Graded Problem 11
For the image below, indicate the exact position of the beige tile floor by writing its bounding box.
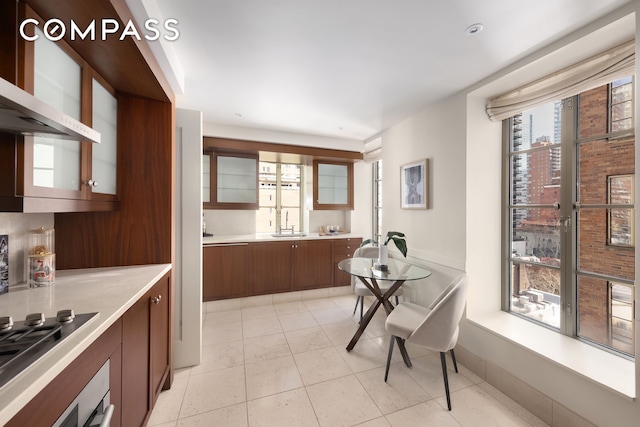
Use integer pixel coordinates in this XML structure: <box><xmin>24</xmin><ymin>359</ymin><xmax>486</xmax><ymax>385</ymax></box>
<box><xmin>148</xmin><ymin>294</ymin><xmax>549</xmax><ymax>427</ymax></box>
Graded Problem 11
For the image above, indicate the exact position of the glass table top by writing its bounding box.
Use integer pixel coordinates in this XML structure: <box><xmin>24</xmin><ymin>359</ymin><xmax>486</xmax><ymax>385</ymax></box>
<box><xmin>338</xmin><ymin>257</ymin><xmax>431</xmax><ymax>281</ymax></box>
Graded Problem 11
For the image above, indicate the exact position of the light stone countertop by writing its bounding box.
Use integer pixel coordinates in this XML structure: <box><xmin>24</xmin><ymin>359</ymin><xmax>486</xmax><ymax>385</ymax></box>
<box><xmin>0</xmin><ymin>263</ymin><xmax>172</xmax><ymax>426</ymax></box>
<box><xmin>203</xmin><ymin>232</ymin><xmax>363</xmax><ymax>245</ymax></box>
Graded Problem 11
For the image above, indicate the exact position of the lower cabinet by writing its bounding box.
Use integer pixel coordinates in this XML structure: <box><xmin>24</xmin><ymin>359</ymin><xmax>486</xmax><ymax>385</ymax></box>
<box><xmin>333</xmin><ymin>238</ymin><xmax>362</xmax><ymax>286</ymax></box>
<box><xmin>10</xmin><ymin>270</ymin><xmax>174</xmax><ymax>427</ymax></box>
<box><xmin>203</xmin><ymin>243</ymin><xmax>249</xmax><ymax>300</ymax></box>
<box><xmin>150</xmin><ymin>275</ymin><xmax>170</xmax><ymax>403</ymax></box>
<box><xmin>122</xmin><ymin>271</ymin><xmax>171</xmax><ymax>426</ymax></box>
<box><xmin>249</xmin><ymin>240</ymin><xmax>333</xmax><ymax>294</ymax></box>
<box><xmin>294</xmin><ymin>240</ymin><xmax>333</xmax><ymax>290</ymax></box>
<box><xmin>7</xmin><ymin>319</ymin><xmax>124</xmax><ymax>427</ymax></box>
<box><xmin>251</xmin><ymin>241</ymin><xmax>294</xmax><ymax>294</ymax></box>
<box><xmin>202</xmin><ymin>238</ymin><xmax>355</xmax><ymax>301</ymax></box>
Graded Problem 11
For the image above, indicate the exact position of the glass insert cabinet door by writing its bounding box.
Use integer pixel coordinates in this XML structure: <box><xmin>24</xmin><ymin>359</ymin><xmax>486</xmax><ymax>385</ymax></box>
<box><xmin>91</xmin><ymin>78</ymin><xmax>118</xmax><ymax>196</ymax></box>
<box><xmin>313</xmin><ymin>160</ymin><xmax>354</xmax><ymax>210</ymax></box>
<box><xmin>202</xmin><ymin>154</ymin><xmax>211</xmax><ymax>203</ymax></box>
<box><xmin>32</xmin><ymin>27</ymin><xmax>81</xmax><ymax>192</ymax></box>
<box><xmin>203</xmin><ymin>152</ymin><xmax>259</xmax><ymax>209</ymax></box>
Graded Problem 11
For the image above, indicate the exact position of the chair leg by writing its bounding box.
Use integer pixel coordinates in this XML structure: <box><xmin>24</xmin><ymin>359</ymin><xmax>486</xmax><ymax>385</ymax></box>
<box><xmin>450</xmin><ymin>349</ymin><xmax>458</xmax><ymax>373</ymax></box>
<box><xmin>384</xmin><ymin>335</ymin><xmax>395</xmax><ymax>382</ymax></box>
<box><xmin>352</xmin><ymin>295</ymin><xmax>360</xmax><ymax>315</ymax></box>
<box><xmin>394</xmin><ymin>295</ymin><xmax>399</xmax><ymax>305</ymax></box>
<box><xmin>440</xmin><ymin>352</ymin><xmax>452</xmax><ymax>410</ymax></box>
<box><xmin>359</xmin><ymin>297</ymin><xmax>364</xmax><ymax>322</ymax></box>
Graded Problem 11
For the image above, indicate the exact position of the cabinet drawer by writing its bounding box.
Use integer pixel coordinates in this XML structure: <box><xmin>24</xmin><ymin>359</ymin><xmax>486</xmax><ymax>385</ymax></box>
<box><xmin>334</xmin><ymin>253</ymin><xmax>353</xmax><ymax>263</ymax></box>
<box><xmin>333</xmin><ymin>238</ymin><xmax>362</xmax><ymax>257</ymax></box>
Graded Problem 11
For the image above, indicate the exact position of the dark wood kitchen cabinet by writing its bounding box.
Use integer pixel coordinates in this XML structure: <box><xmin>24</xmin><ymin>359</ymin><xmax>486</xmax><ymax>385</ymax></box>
<box><xmin>203</xmin><ymin>243</ymin><xmax>249</xmax><ymax>300</ymax></box>
<box><xmin>122</xmin><ymin>272</ymin><xmax>171</xmax><ymax>427</ymax></box>
<box><xmin>313</xmin><ymin>160</ymin><xmax>354</xmax><ymax>210</ymax></box>
<box><xmin>203</xmin><ymin>151</ymin><xmax>259</xmax><ymax>210</ymax></box>
<box><xmin>294</xmin><ymin>239</ymin><xmax>334</xmax><ymax>290</ymax></box>
<box><xmin>7</xmin><ymin>272</ymin><xmax>171</xmax><ymax>427</ymax></box>
<box><xmin>333</xmin><ymin>237</ymin><xmax>363</xmax><ymax>286</ymax></box>
<box><xmin>249</xmin><ymin>239</ymin><xmax>333</xmax><ymax>295</ymax></box>
<box><xmin>149</xmin><ymin>274</ymin><xmax>171</xmax><ymax>406</ymax></box>
<box><xmin>0</xmin><ymin>3</ymin><xmax>119</xmax><ymax>213</ymax></box>
<box><xmin>251</xmin><ymin>241</ymin><xmax>295</xmax><ymax>295</ymax></box>
<box><xmin>204</xmin><ymin>238</ymin><xmax>347</xmax><ymax>300</ymax></box>
<box><xmin>7</xmin><ymin>319</ymin><xmax>124</xmax><ymax>427</ymax></box>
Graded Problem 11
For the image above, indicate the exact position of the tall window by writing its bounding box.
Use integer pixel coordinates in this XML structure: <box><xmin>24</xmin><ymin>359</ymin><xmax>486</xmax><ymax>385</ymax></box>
<box><xmin>373</xmin><ymin>160</ymin><xmax>382</xmax><ymax>243</ymax></box>
<box><xmin>505</xmin><ymin>77</ymin><xmax>635</xmax><ymax>357</ymax></box>
<box><xmin>257</xmin><ymin>162</ymin><xmax>302</xmax><ymax>233</ymax></box>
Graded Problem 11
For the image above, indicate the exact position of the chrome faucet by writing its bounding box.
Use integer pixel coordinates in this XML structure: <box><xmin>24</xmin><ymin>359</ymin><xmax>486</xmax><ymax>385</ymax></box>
<box><xmin>280</xmin><ymin>210</ymin><xmax>294</xmax><ymax>233</ymax></box>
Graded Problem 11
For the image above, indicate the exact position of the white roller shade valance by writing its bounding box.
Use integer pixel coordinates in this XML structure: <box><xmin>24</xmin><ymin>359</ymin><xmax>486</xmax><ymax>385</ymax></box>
<box><xmin>486</xmin><ymin>40</ymin><xmax>635</xmax><ymax>122</ymax></box>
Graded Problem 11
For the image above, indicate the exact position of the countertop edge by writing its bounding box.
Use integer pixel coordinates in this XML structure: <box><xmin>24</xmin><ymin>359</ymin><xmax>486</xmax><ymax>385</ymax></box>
<box><xmin>203</xmin><ymin>233</ymin><xmax>363</xmax><ymax>245</ymax></box>
<box><xmin>0</xmin><ymin>263</ymin><xmax>172</xmax><ymax>426</ymax></box>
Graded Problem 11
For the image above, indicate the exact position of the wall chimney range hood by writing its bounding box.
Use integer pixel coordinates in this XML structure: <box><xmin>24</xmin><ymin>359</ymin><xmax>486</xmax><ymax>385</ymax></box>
<box><xmin>0</xmin><ymin>76</ymin><xmax>100</xmax><ymax>144</ymax></box>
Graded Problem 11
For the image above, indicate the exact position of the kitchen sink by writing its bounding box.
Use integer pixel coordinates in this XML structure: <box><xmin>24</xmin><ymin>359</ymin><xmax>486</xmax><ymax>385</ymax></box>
<box><xmin>271</xmin><ymin>233</ymin><xmax>307</xmax><ymax>238</ymax></box>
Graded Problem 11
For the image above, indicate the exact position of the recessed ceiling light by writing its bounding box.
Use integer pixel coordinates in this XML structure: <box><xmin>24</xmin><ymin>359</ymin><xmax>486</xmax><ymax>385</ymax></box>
<box><xmin>235</xmin><ymin>112</ymin><xmax>243</xmax><ymax>117</ymax></box>
<box><xmin>465</xmin><ymin>23</ymin><xmax>484</xmax><ymax>36</ymax></box>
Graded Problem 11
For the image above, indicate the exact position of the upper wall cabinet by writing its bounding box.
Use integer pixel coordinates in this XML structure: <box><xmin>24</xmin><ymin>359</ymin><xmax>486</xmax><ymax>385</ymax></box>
<box><xmin>203</xmin><ymin>151</ymin><xmax>259</xmax><ymax>209</ymax></box>
<box><xmin>90</xmin><ymin>77</ymin><xmax>118</xmax><ymax>197</ymax></box>
<box><xmin>0</xmin><ymin>10</ymin><xmax>119</xmax><ymax>213</ymax></box>
<box><xmin>313</xmin><ymin>160</ymin><xmax>354</xmax><ymax>210</ymax></box>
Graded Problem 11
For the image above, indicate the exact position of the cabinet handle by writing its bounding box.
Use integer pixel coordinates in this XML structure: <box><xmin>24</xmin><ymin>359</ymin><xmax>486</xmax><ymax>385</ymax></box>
<box><xmin>84</xmin><ymin>179</ymin><xmax>99</xmax><ymax>187</ymax></box>
<box><xmin>152</xmin><ymin>295</ymin><xmax>162</xmax><ymax>304</ymax></box>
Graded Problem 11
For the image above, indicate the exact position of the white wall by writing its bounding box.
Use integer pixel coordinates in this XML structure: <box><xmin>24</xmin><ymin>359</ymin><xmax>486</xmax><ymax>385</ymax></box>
<box><xmin>380</xmin><ymin>94</ymin><xmax>467</xmax><ymax>272</ymax></box>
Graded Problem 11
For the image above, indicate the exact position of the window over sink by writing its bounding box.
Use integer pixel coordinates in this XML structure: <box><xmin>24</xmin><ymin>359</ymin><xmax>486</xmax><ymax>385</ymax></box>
<box><xmin>257</xmin><ymin>162</ymin><xmax>302</xmax><ymax>233</ymax></box>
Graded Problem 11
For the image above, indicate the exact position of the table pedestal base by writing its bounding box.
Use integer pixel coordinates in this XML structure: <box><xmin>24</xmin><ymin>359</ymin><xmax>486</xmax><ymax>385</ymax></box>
<box><xmin>346</xmin><ymin>277</ymin><xmax>412</xmax><ymax>368</ymax></box>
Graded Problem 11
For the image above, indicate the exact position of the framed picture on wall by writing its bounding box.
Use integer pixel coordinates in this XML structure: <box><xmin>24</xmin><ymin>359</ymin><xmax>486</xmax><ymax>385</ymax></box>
<box><xmin>400</xmin><ymin>159</ymin><xmax>428</xmax><ymax>209</ymax></box>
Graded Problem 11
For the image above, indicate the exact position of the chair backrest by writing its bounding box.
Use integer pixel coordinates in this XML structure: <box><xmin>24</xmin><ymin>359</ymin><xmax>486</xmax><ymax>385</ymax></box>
<box><xmin>408</xmin><ymin>274</ymin><xmax>468</xmax><ymax>352</ymax></box>
<box><xmin>427</xmin><ymin>277</ymin><xmax>460</xmax><ymax>309</ymax></box>
<box><xmin>353</xmin><ymin>246</ymin><xmax>379</xmax><ymax>259</ymax></box>
<box><xmin>351</xmin><ymin>246</ymin><xmax>379</xmax><ymax>288</ymax></box>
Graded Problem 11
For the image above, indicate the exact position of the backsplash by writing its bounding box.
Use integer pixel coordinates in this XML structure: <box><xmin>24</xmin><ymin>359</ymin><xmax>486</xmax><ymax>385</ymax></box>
<box><xmin>0</xmin><ymin>213</ymin><xmax>54</xmax><ymax>287</ymax></box>
<box><xmin>203</xmin><ymin>210</ymin><xmax>256</xmax><ymax>236</ymax></box>
<box><xmin>308</xmin><ymin>210</ymin><xmax>350</xmax><ymax>233</ymax></box>
<box><xmin>203</xmin><ymin>209</ymin><xmax>350</xmax><ymax>236</ymax></box>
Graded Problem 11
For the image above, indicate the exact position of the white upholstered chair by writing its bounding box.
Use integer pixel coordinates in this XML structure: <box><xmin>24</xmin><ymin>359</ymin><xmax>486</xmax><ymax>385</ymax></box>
<box><xmin>351</xmin><ymin>246</ymin><xmax>402</xmax><ymax>321</ymax></box>
<box><xmin>384</xmin><ymin>274</ymin><xmax>468</xmax><ymax>411</ymax></box>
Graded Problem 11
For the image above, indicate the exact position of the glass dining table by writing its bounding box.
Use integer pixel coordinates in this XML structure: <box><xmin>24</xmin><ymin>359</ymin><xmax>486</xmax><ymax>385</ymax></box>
<box><xmin>338</xmin><ymin>256</ymin><xmax>432</xmax><ymax>367</ymax></box>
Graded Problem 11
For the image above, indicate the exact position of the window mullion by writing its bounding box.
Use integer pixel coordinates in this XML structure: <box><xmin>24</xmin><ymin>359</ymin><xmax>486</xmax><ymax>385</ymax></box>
<box><xmin>561</xmin><ymin>95</ymin><xmax>579</xmax><ymax>337</ymax></box>
<box><xmin>501</xmin><ymin>120</ymin><xmax>510</xmax><ymax>312</ymax></box>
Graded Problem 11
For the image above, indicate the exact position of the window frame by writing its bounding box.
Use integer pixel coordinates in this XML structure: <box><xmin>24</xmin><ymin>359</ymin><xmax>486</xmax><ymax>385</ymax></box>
<box><xmin>256</xmin><ymin>161</ymin><xmax>303</xmax><ymax>234</ymax></box>
<box><xmin>372</xmin><ymin>160</ymin><xmax>382</xmax><ymax>243</ymax></box>
<box><xmin>502</xmin><ymin>79</ymin><xmax>636</xmax><ymax>358</ymax></box>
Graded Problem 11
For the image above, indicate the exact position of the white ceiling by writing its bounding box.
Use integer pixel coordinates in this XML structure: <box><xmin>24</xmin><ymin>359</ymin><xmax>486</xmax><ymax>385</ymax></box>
<box><xmin>147</xmin><ymin>0</ymin><xmax>633</xmax><ymax>142</ymax></box>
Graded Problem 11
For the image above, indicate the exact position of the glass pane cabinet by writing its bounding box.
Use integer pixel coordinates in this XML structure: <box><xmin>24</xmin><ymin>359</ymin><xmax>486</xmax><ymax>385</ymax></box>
<box><xmin>313</xmin><ymin>160</ymin><xmax>354</xmax><ymax>210</ymax></box>
<box><xmin>202</xmin><ymin>154</ymin><xmax>211</xmax><ymax>203</ymax></box>
<box><xmin>33</xmin><ymin>28</ymin><xmax>81</xmax><ymax>192</ymax></box>
<box><xmin>91</xmin><ymin>79</ymin><xmax>118</xmax><ymax>196</ymax></box>
<box><xmin>217</xmin><ymin>156</ymin><xmax>257</xmax><ymax>203</ymax></box>
<box><xmin>4</xmin><ymin>26</ymin><xmax>120</xmax><ymax>212</ymax></box>
<box><xmin>203</xmin><ymin>152</ymin><xmax>258</xmax><ymax>209</ymax></box>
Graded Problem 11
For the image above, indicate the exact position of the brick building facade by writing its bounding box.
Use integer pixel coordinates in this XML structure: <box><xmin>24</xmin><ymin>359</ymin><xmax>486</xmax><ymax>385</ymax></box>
<box><xmin>576</xmin><ymin>84</ymin><xmax>634</xmax><ymax>352</ymax></box>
